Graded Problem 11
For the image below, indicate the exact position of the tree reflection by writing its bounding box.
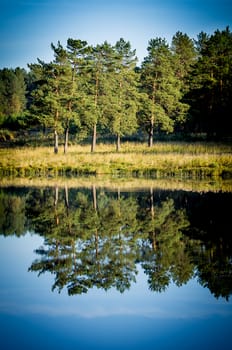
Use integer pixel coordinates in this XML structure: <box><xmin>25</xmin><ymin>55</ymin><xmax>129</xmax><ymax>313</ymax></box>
<box><xmin>187</xmin><ymin>226</ymin><xmax>232</xmax><ymax>300</ymax></box>
<box><xmin>197</xmin><ymin>249</ymin><xmax>232</xmax><ymax>300</ymax></box>
<box><xmin>0</xmin><ymin>189</ymin><xmax>26</xmax><ymax>236</ymax></box>
<box><xmin>0</xmin><ymin>186</ymin><xmax>231</xmax><ymax>299</ymax></box>
<box><xmin>28</xmin><ymin>186</ymin><xmax>140</xmax><ymax>294</ymax></box>
<box><xmin>138</xmin><ymin>193</ymin><xmax>194</xmax><ymax>292</ymax></box>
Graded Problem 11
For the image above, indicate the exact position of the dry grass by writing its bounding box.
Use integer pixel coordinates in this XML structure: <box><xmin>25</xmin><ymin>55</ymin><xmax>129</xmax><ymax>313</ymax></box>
<box><xmin>0</xmin><ymin>142</ymin><xmax>231</xmax><ymax>178</ymax></box>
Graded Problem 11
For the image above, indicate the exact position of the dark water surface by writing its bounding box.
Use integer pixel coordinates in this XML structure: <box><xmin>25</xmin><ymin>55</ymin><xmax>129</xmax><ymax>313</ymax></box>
<box><xmin>0</xmin><ymin>185</ymin><xmax>232</xmax><ymax>349</ymax></box>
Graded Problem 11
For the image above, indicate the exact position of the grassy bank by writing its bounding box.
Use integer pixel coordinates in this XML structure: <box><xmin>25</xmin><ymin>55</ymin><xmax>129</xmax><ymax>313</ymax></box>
<box><xmin>0</xmin><ymin>142</ymin><xmax>231</xmax><ymax>179</ymax></box>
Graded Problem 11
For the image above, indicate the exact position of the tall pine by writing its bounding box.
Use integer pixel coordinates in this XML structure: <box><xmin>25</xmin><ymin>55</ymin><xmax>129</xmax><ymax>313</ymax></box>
<box><xmin>188</xmin><ymin>27</ymin><xmax>232</xmax><ymax>136</ymax></box>
<box><xmin>107</xmin><ymin>38</ymin><xmax>139</xmax><ymax>151</ymax></box>
<box><xmin>140</xmin><ymin>38</ymin><xmax>188</xmax><ymax>146</ymax></box>
<box><xmin>85</xmin><ymin>42</ymin><xmax>116</xmax><ymax>152</ymax></box>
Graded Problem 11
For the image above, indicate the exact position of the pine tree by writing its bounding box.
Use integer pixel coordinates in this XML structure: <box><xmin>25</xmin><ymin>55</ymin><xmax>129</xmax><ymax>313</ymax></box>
<box><xmin>140</xmin><ymin>38</ymin><xmax>188</xmax><ymax>146</ymax></box>
<box><xmin>188</xmin><ymin>27</ymin><xmax>232</xmax><ymax>136</ymax></box>
<box><xmin>29</xmin><ymin>56</ymin><xmax>65</xmax><ymax>153</ymax></box>
<box><xmin>171</xmin><ymin>31</ymin><xmax>197</xmax><ymax>89</ymax></box>
<box><xmin>0</xmin><ymin>68</ymin><xmax>27</xmax><ymax>128</ymax></box>
<box><xmin>66</xmin><ymin>39</ymin><xmax>91</xmax><ymax>147</ymax></box>
<box><xmin>29</xmin><ymin>41</ymin><xmax>85</xmax><ymax>153</ymax></box>
<box><xmin>51</xmin><ymin>41</ymin><xmax>72</xmax><ymax>153</ymax></box>
<box><xmin>84</xmin><ymin>42</ymin><xmax>116</xmax><ymax>152</ymax></box>
<box><xmin>171</xmin><ymin>32</ymin><xmax>196</xmax><ymax>131</ymax></box>
<box><xmin>107</xmin><ymin>38</ymin><xmax>139</xmax><ymax>151</ymax></box>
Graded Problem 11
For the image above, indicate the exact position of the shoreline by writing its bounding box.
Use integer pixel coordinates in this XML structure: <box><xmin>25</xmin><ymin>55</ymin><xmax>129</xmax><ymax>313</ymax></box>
<box><xmin>1</xmin><ymin>143</ymin><xmax>231</xmax><ymax>179</ymax></box>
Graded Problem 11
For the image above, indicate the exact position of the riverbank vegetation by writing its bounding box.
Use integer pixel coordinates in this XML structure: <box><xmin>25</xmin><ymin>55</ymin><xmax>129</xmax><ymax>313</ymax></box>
<box><xmin>0</xmin><ymin>142</ymin><xmax>231</xmax><ymax>178</ymax></box>
<box><xmin>0</xmin><ymin>27</ymin><xmax>232</xmax><ymax>154</ymax></box>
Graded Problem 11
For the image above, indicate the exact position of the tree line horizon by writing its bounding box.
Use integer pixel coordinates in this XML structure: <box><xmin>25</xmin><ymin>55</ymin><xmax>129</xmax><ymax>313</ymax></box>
<box><xmin>0</xmin><ymin>26</ymin><xmax>231</xmax><ymax>152</ymax></box>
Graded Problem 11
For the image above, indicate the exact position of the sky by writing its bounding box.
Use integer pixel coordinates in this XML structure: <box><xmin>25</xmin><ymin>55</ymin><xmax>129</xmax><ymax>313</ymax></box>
<box><xmin>0</xmin><ymin>0</ymin><xmax>232</xmax><ymax>69</ymax></box>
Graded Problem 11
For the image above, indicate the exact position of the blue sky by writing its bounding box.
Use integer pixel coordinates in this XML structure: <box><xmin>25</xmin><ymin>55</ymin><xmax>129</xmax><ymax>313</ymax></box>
<box><xmin>0</xmin><ymin>0</ymin><xmax>232</xmax><ymax>68</ymax></box>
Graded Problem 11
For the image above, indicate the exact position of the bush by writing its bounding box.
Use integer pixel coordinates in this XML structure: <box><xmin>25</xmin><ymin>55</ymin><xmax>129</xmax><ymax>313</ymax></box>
<box><xmin>0</xmin><ymin>129</ymin><xmax>14</xmax><ymax>141</ymax></box>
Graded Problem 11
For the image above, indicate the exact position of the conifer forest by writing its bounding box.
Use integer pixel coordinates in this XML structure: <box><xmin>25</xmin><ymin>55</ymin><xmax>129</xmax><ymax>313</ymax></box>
<box><xmin>0</xmin><ymin>27</ymin><xmax>231</xmax><ymax>153</ymax></box>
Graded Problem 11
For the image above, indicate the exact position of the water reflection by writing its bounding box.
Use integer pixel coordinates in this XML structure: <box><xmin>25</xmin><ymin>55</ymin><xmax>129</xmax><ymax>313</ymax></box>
<box><xmin>0</xmin><ymin>185</ymin><xmax>231</xmax><ymax>299</ymax></box>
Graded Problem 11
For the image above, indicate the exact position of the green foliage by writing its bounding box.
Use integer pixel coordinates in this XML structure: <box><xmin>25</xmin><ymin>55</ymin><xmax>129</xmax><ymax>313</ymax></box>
<box><xmin>106</xmin><ymin>38</ymin><xmax>139</xmax><ymax>150</ymax></box>
<box><xmin>0</xmin><ymin>129</ymin><xmax>14</xmax><ymax>141</ymax></box>
<box><xmin>139</xmin><ymin>37</ymin><xmax>189</xmax><ymax>145</ymax></box>
<box><xmin>0</xmin><ymin>68</ymin><xmax>27</xmax><ymax>129</ymax></box>
<box><xmin>1</xmin><ymin>26</ymin><xmax>232</xmax><ymax>148</ymax></box>
<box><xmin>171</xmin><ymin>31</ymin><xmax>197</xmax><ymax>87</ymax></box>
<box><xmin>187</xmin><ymin>27</ymin><xmax>232</xmax><ymax>136</ymax></box>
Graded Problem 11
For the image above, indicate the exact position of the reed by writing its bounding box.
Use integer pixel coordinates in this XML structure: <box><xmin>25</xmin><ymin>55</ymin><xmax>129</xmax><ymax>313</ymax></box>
<box><xmin>0</xmin><ymin>142</ymin><xmax>231</xmax><ymax>178</ymax></box>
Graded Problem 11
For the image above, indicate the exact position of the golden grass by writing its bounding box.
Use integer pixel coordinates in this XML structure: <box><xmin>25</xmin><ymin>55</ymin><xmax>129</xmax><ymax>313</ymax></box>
<box><xmin>0</xmin><ymin>142</ymin><xmax>231</xmax><ymax>178</ymax></box>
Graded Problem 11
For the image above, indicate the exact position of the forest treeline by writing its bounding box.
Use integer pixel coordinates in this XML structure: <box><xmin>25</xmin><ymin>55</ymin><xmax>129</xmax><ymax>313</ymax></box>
<box><xmin>0</xmin><ymin>27</ymin><xmax>232</xmax><ymax>152</ymax></box>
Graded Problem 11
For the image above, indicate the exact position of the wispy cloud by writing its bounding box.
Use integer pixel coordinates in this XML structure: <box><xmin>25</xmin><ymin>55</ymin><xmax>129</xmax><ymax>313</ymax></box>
<box><xmin>1</xmin><ymin>300</ymin><xmax>232</xmax><ymax>320</ymax></box>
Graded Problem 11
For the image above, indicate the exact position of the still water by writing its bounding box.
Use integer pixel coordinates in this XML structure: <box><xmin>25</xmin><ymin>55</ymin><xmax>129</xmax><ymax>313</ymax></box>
<box><xmin>0</xmin><ymin>184</ymin><xmax>232</xmax><ymax>349</ymax></box>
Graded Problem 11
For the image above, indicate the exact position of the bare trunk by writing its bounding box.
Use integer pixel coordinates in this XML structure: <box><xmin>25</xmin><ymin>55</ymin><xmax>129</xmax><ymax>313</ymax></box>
<box><xmin>64</xmin><ymin>127</ymin><xmax>69</xmax><ymax>154</ymax></box>
<box><xmin>148</xmin><ymin>118</ymin><xmax>154</xmax><ymax>147</ymax></box>
<box><xmin>117</xmin><ymin>80</ymin><xmax>122</xmax><ymax>152</ymax></box>
<box><xmin>152</xmin><ymin>236</ymin><xmax>157</xmax><ymax>251</ymax></box>
<box><xmin>54</xmin><ymin>130</ymin><xmax>58</xmax><ymax>154</ymax></box>
<box><xmin>91</xmin><ymin>124</ymin><xmax>97</xmax><ymax>153</ymax></box>
<box><xmin>116</xmin><ymin>134</ymin><xmax>121</xmax><ymax>152</ymax></box>
<box><xmin>148</xmin><ymin>82</ymin><xmax>156</xmax><ymax>147</ymax></box>
<box><xmin>91</xmin><ymin>71</ymin><xmax>99</xmax><ymax>153</ymax></box>
<box><xmin>54</xmin><ymin>100</ymin><xmax>59</xmax><ymax>153</ymax></box>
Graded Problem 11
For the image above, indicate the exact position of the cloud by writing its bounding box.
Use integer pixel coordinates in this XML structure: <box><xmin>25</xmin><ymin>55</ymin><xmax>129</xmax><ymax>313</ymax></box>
<box><xmin>1</xmin><ymin>298</ymin><xmax>232</xmax><ymax>320</ymax></box>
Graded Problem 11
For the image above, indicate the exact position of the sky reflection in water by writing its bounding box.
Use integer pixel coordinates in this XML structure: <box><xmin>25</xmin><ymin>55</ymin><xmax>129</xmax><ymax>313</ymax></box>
<box><xmin>0</xmin><ymin>234</ymin><xmax>232</xmax><ymax>350</ymax></box>
<box><xmin>0</xmin><ymin>186</ymin><xmax>232</xmax><ymax>349</ymax></box>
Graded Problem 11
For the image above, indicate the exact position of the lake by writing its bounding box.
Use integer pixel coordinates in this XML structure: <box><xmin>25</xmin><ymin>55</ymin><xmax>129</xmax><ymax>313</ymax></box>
<box><xmin>0</xmin><ymin>182</ymin><xmax>232</xmax><ymax>349</ymax></box>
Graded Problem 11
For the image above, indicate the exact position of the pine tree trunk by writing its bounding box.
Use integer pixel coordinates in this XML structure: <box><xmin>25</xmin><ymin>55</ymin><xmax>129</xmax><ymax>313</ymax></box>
<box><xmin>148</xmin><ymin>118</ymin><xmax>154</xmax><ymax>147</ymax></box>
<box><xmin>116</xmin><ymin>134</ymin><xmax>121</xmax><ymax>152</ymax></box>
<box><xmin>148</xmin><ymin>82</ymin><xmax>155</xmax><ymax>147</ymax></box>
<box><xmin>64</xmin><ymin>127</ymin><xmax>69</xmax><ymax>154</ymax></box>
<box><xmin>91</xmin><ymin>70</ymin><xmax>99</xmax><ymax>153</ymax></box>
<box><xmin>91</xmin><ymin>123</ymin><xmax>97</xmax><ymax>153</ymax></box>
<box><xmin>54</xmin><ymin>130</ymin><xmax>58</xmax><ymax>154</ymax></box>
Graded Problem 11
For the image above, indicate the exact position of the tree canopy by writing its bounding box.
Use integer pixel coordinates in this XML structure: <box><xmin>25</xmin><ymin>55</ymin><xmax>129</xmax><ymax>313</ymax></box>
<box><xmin>0</xmin><ymin>27</ymin><xmax>231</xmax><ymax>148</ymax></box>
